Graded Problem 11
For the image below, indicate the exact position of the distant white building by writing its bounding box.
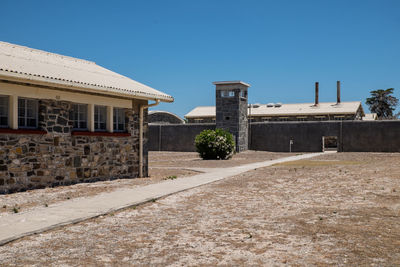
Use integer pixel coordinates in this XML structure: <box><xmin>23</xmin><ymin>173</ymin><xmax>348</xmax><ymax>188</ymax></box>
<box><xmin>185</xmin><ymin>101</ymin><xmax>365</xmax><ymax>123</ymax></box>
<box><xmin>363</xmin><ymin>113</ymin><xmax>378</xmax><ymax>121</ymax></box>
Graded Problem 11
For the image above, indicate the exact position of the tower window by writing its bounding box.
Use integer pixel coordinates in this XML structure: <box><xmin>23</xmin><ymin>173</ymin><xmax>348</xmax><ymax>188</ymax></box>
<box><xmin>221</xmin><ymin>91</ymin><xmax>235</xmax><ymax>98</ymax></box>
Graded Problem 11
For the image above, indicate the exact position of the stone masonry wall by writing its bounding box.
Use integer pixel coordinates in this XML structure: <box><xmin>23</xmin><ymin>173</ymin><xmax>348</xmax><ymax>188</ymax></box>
<box><xmin>216</xmin><ymin>84</ymin><xmax>248</xmax><ymax>152</ymax></box>
<box><xmin>0</xmin><ymin>98</ymin><xmax>145</xmax><ymax>194</ymax></box>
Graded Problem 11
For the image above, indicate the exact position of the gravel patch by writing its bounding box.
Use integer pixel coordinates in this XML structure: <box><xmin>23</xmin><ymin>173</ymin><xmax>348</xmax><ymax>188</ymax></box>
<box><xmin>0</xmin><ymin>152</ymin><xmax>399</xmax><ymax>265</ymax></box>
<box><xmin>0</xmin><ymin>151</ymin><xmax>291</xmax><ymax>216</ymax></box>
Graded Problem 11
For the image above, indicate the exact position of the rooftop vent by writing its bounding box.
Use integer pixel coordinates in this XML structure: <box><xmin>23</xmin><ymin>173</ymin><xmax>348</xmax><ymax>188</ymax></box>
<box><xmin>274</xmin><ymin>103</ymin><xmax>282</xmax><ymax>107</ymax></box>
<box><xmin>250</xmin><ymin>103</ymin><xmax>261</xmax><ymax>108</ymax></box>
<box><xmin>266</xmin><ymin>103</ymin><xmax>274</xmax><ymax>107</ymax></box>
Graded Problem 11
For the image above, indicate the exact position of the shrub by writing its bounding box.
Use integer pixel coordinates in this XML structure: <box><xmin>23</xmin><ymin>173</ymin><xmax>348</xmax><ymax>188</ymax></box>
<box><xmin>195</xmin><ymin>129</ymin><xmax>235</xmax><ymax>160</ymax></box>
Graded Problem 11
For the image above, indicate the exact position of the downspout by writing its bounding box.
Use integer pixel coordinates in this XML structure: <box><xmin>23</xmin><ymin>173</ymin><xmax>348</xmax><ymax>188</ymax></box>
<box><xmin>139</xmin><ymin>99</ymin><xmax>160</xmax><ymax>178</ymax></box>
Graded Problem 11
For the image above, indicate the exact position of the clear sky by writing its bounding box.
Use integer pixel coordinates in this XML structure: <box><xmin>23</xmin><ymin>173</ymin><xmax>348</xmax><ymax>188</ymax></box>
<box><xmin>1</xmin><ymin>0</ymin><xmax>399</xmax><ymax>117</ymax></box>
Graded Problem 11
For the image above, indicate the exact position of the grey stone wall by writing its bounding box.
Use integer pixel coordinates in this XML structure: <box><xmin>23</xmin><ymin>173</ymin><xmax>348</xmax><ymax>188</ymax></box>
<box><xmin>249</xmin><ymin>120</ymin><xmax>400</xmax><ymax>152</ymax></box>
<box><xmin>215</xmin><ymin>83</ymin><xmax>248</xmax><ymax>152</ymax></box>
<box><xmin>0</xmin><ymin>99</ymin><xmax>145</xmax><ymax>194</ymax></box>
<box><xmin>148</xmin><ymin>123</ymin><xmax>215</xmax><ymax>152</ymax></box>
<box><xmin>148</xmin><ymin>120</ymin><xmax>400</xmax><ymax>153</ymax></box>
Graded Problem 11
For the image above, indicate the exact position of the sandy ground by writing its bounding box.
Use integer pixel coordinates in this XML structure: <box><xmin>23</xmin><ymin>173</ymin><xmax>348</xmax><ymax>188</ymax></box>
<box><xmin>0</xmin><ymin>152</ymin><xmax>399</xmax><ymax>266</ymax></box>
<box><xmin>0</xmin><ymin>151</ymin><xmax>290</xmax><ymax>215</ymax></box>
<box><xmin>149</xmin><ymin>150</ymin><xmax>293</xmax><ymax>168</ymax></box>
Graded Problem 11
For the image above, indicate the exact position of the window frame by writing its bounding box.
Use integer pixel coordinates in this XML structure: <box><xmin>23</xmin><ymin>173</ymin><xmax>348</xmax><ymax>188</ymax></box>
<box><xmin>0</xmin><ymin>95</ymin><xmax>9</xmax><ymax>128</ymax></box>
<box><xmin>113</xmin><ymin>107</ymin><xmax>126</xmax><ymax>132</ymax></box>
<box><xmin>221</xmin><ymin>90</ymin><xmax>235</xmax><ymax>98</ymax></box>
<box><xmin>94</xmin><ymin>105</ymin><xmax>107</xmax><ymax>132</ymax></box>
<box><xmin>72</xmin><ymin>104</ymin><xmax>88</xmax><ymax>131</ymax></box>
<box><xmin>18</xmin><ymin>97</ymin><xmax>38</xmax><ymax>129</ymax></box>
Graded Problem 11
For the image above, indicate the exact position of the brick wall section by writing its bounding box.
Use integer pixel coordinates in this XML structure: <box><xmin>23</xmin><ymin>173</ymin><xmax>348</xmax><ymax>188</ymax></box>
<box><xmin>0</xmin><ymin>99</ymin><xmax>146</xmax><ymax>194</ymax></box>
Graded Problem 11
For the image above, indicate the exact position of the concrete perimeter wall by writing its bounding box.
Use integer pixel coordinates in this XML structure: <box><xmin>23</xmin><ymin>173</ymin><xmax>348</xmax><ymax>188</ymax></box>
<box><xmin>250</xmin><ymin>120</ymin><xmax>400</xmax><ymax>152</ymax></box>
<box><xmin>149</xmin><ymin>121</ymin><xmax>400</xmax><ymax>153</ymax></box>
<box><xmin>149</xmin><ymin>123</ymin><xmax>215</xmax><ymax>152</ymax></box>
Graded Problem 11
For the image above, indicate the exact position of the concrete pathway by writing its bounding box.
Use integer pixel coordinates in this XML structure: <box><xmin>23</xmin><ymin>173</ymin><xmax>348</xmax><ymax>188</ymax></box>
<box><xmin>0</xmin><ymin>152</ymin><xmax>332</xmax><ymax>246</ymax></box>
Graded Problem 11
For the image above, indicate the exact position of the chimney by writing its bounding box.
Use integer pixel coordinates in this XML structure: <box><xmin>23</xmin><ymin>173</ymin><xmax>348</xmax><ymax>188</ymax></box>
<box><xmin>315</xmin><ymin>82</ymin><xmax>319</xmax><ymax>106</ymax></box>
<box><xmin>337</xmin><ymin>80</ymin><xmax>341</xmax><ymax>104</ymax></box>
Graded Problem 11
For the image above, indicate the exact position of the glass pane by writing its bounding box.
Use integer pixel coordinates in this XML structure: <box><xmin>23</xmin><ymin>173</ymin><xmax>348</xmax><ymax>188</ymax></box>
<box><xmin>118</xmin><ymin>123</ymin><xmax>124</xmax><ymax>131</ymax></box>
<box><xmin>19</xmin><ymin>118</ymin><xmax>25</xmax><ymax>127</ymax></box>
<box><xmin>27</xmin><ymin>118</ymin><xmax>37</xmax><ymax>127</ymax></box>
<box><xmin>73</xmin><ymin>104</ymin><xmax>87</xmax><ymax>130</ymax></box>
<box><xmin>95</xmin><ymin>106</ymin><xmax>107</xmax><ymax>130</ymax></box>
<box><xmin>0</xmin><ymin>117</ymin><xmax>8</xmax><ymax>126</ymax></box>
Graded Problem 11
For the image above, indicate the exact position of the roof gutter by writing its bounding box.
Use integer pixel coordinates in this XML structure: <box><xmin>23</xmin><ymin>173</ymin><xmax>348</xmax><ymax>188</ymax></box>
<box><xmin>139</xmin><ymin>100</ymin><xmax>160</xmax><ymax>177</ymax></box>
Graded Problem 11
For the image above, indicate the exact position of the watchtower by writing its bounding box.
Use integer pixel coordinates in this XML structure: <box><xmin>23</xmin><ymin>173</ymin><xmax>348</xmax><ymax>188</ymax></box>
<box><xmin>214</xmin><ymin>81</ymin><xmax>250</xmax><ymax>152</ymax></box>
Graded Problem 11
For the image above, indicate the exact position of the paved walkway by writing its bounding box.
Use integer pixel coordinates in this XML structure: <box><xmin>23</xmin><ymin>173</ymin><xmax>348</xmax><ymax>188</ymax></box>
<box><xmin>0</xmin><ymin>152</ymin><xmax>331</xmax><ymax>245</ymax></box>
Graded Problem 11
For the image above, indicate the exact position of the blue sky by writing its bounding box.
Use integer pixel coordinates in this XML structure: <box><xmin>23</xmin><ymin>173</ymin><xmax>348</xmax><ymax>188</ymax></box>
<box><xmin>1</xmin><ymin>0</ymin><xmax>399</xmax><ymax>117</ymax></box>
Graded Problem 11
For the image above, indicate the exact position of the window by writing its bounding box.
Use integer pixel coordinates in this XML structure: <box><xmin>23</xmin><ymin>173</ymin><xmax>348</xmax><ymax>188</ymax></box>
<box><xmin>18</xmin><ymin>98</ymin><xmax>38</xmax><ymax>129</ymax></box>
<box><xmin>94</xmin><ymin>105</ymin><xmax>107</xmax><ymax>131</ymax></box>
<box><xmin>334</xmin><ymin>116</ymin><xmax>345</xmax><ymax>121</ymax></box>
<box><xmin>262</xmin><ymin>117</ymin><xmax>271</xmax><ymax>122</ymax></box>
<box><xmin>221</xmin><ymin>90</ymin><xmax>235</xmax><ymax>98</ymax></box>
<box><xmin>0</xmin><ymin>96</ymin><xmax>8</xmax><ymax>127</ymax></box>
<box><xmin>314</xmin><ymin>116</ymin><xmax>326</xmax><ymax>121</ymax></box>
<box><xmin>240</xmin><ymin>90</ymin><xmax>247</xmax><ymax>98</ymax></box>
<box><xmin>72</xmin><ymin>104</ymin><xmax>88</xmax><ymax>130</ymax></box>
<box><xmin>113</xmin><ymin>108</ymin><xmax>125</xmax><ymax>132</ymax></box>
<box><xmin>297</xmin><ymin>117</ymin><xmax>307</xmax><ymax>121</ymax></box>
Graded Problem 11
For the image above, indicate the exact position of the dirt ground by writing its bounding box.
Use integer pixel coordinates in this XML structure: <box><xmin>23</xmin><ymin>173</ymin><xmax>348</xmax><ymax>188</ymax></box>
<box><xmin>149</xmin><ymin>150</ymin><xmax>293</xmax><ymax>168</ymax></box>
<box><xmin>0</xmin><ymin>152</ymin><xmax>399</xmax><ymax>266</ymax></box>
<box><xmin>0</xmin><ymin>151</ymin><xmax>290</xmax><ymax>215</ymax></box>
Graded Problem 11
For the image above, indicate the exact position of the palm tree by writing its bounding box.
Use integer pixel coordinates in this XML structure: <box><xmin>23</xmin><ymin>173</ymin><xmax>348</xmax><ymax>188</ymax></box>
<box><xmin>366</xmin><ymin>88</ymin><xmax>398</xmax><ymax>119</ymax></box>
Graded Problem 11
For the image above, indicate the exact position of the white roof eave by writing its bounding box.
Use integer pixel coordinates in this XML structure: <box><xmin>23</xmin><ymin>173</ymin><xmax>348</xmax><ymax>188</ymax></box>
<box><xmin>0</xmin><ymin>70</ymin><xmax>174</xmax><ymax>102</ymax></box>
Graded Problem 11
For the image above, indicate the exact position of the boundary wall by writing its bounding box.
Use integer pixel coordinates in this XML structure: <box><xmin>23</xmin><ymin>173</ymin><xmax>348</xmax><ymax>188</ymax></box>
<box><xmin>149</xmin><ymin>121</ymin><xmax>400</xmax><ymax>152</ymax></box>
<box><xmin>148</xmin><ymin>123</ymin><xmax>215</xmax><ymax>152</ymax></box>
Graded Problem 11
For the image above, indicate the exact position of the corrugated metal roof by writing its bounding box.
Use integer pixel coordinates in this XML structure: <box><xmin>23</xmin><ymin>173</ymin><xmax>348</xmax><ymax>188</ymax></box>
<box><xmin>0</xmin><ymin>41</ymin><xmax>173</xmax><ymax>102</ymax></box>
<box><xmin>185</xmin><ymin>102</ymin><xmax>363</xmax><ymax>118</ymax></box>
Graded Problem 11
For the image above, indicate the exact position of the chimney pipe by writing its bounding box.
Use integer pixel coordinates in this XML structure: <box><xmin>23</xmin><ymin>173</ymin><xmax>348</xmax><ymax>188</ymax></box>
<box><xmin>315</xmin><ymin>82</ymin><xmax>319</xmax><ymax>106</ymax></box>
<box><xmin>337</xmin><ymin>81</ymin><xmax>341</xmax><ymax>104</ymax></box>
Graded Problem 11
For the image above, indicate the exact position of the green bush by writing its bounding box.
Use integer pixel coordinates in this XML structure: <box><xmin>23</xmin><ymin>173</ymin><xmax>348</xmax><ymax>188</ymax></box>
<box><xmin>195</xmin><ymin>129</ymin><xmax>235</xmax><ymax>160</ymax></box>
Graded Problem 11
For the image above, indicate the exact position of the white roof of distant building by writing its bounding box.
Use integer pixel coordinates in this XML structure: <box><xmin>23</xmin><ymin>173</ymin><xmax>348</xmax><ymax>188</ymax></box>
<box><xmin>148</xmin><ymin>110</ymin><xmax>184</xmax><ymax>123</ymax></box>
<box><xmin>185</xmin><ymin>106</ymin><xmax>216</xmax><ymax>118</ymax></box>
<box><xmin>363</xmin><ymin>113</ymin><xmax>378</xmax><ymax>120</ymax></box>
<box><xmin>0</xmin><ymin>41</ymin><xmax>173</xmax><ymax>102</ymax></box>
<box><xmin>185</xmin><ymin>101</ymin><xmax>364</xmax><ymax>118</ymax></box>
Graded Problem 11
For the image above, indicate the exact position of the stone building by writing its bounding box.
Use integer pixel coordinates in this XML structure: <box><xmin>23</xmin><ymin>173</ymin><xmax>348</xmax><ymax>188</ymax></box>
<box><xmin>0</xmin><ymin>41</ymin><xmax>173</xmax><ymax>193</ymax></box>
<box><xmin>148</xmin><ymin>111</ymin><xmax>184</xmax><ymax>124</ymax></box>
